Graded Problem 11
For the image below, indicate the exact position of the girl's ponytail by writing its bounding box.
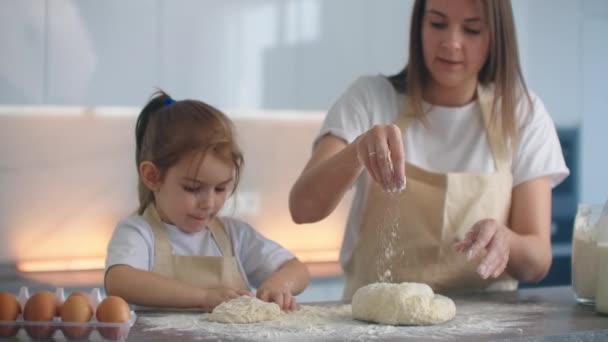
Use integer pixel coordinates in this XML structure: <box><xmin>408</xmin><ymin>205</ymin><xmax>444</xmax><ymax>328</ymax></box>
<box><xmin>135</xmin><ymin>90</ymin><xmax>174</xmax><ymax>213</ymax></box>
<box><xmin>135</xmin><ymin>90</ymin><xmax>173</xmax><ymax>165</ymax></box>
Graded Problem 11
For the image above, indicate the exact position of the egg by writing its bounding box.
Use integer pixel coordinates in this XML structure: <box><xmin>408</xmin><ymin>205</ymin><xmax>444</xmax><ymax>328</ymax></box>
<box><xmin>23</xmin><ymin>291</ymin><xmax>57</xmax><ymax>339</ymax></box>
<box><xmin>58</xmin><ymin>291</ymin><xmax>90</xmax><ymax>314</ymax></box>
<box><xmin>61</xmin><ymin>294</ymin><xmax>93</xmax><ymax>322</ymax></box>
<box><xmin>96</xmin><ymin>296</ymin><xmax>131</xmax><ymax>340</ymax></box>
<box><xmin>95</xmin><ymin>296</ymin><xmax>131</xmax><ymax>323</ymax></box>
<box><xmin>0</xmin><ymin>292</ymin><xmax>20</xmax><ymax>337</ymax></box>
<box><xmin>0</xmin><ymin>291</ymin><xmax>20</xmax><ymax>320</ymax></box>
<box><xmin>60</xmin><ymin>295</ymin><xmax>94</xmax><ymax>339</ymax></box>
<box><xmin>68</xmin><ymin>291</ymin><xmax>90</xmax><ymax>300</ymax></box>
<box><xmin>24</xmin><ymin>290</ymin><xmax>56</xmax><ymax>321</ymax></box>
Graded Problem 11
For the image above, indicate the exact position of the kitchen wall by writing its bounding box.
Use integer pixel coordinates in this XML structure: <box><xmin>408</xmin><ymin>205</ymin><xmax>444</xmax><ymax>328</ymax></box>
<box><xmin>0</xmin><ymin>109</ymin><xmax>354</xmax><ymax>267</ymax></box>
<box><xmin>0</xmin><ymin>0</ymin><xmax>607</xmax><ymax>268</ymax></box>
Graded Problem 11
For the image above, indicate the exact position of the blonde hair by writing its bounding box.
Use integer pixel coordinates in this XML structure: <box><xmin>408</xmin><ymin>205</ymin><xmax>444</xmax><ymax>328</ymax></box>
<box><xmin>388</xmin><ymin>0</ymin><xmax>531</xmax><ymax>144</ymax></box>
<box><xmin>134</xmin><ymin>90</ymin><xmax>243</xmax><ymax>214</ymax></box>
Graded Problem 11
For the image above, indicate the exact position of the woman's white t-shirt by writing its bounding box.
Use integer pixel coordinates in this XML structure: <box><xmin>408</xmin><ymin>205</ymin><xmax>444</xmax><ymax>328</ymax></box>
<box><xmin>105</xmin><ymin>215</ymin><xmax>295</xmax><ymax>289</ymax></box>
<box><xmin>317</xmin><ymin>75</ymin><xmax>570</xmax><ymax>267</ymax></box>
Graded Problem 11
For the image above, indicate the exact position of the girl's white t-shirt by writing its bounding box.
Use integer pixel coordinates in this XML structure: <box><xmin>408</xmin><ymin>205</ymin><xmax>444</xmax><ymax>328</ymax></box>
<box><xmin>317</xmin><ymin>75</ymin><xmax>570</xmax><ymax>267</ymax></box>
<box><xmin>105</xmin><ymin>215</ymin><xmax>295</xmax><ymax>289</ymax></box>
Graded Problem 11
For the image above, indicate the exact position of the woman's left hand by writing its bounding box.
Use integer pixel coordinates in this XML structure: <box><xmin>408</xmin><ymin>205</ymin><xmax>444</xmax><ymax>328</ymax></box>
<box><xmin>453</xmin><ymin>219</ymin><xmax>511</xmax><ymax>279</ymax></box>
<box><xmin>256</xmin><ymin>288</ymin><xmax>298</xmax><ymax>311</ymax></box>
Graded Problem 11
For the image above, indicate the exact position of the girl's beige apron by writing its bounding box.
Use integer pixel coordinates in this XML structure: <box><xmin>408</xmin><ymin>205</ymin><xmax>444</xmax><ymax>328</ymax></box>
<box><xmin>143</xmin><ymin>204</ymin><xmax>248</xmax><ymax>292</ymax></box>
<box><xmin>343</xmin><ymin>87</ymin><xmax>517</xmax><ymax>300</ymax></box>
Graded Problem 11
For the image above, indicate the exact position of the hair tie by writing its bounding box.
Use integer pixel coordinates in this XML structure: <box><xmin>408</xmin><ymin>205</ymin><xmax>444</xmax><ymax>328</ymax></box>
<box><xmin>163</xmin><ymin>98</ymin><xmax>176</xmax><ymax>105</ymax></box>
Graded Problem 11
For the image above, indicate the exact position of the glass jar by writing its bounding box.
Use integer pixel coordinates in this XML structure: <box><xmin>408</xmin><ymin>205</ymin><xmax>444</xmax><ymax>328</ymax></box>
<box><xmin>571</xmin><ymin>203</ymin><xmax>602</xmax><ymax>305</ymax></box>
<box><xmin>595</xmin><ymin>211</ymin><xmax>608</xmax><ymax>314</ymax></box>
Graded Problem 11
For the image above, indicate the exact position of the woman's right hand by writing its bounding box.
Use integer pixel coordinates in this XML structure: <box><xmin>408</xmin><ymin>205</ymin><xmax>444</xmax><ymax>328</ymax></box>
<box><xmin>200</xmin><ymin>287</ymin><xmax>252</xmax><ymax>312</ymax></box>
<box><xmin>355</xmin><ymin>124</ymin><xmax>406</xmax><ymax>192</ymax></box>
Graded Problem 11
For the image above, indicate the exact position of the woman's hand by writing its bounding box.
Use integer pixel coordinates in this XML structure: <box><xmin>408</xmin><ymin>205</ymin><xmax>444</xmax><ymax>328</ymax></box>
<box><xmin>453</xmin><ymin>219</ymin><xmax>511</xmax><ymax>279</ymax></box>
<box><xmin>201</xmin><ymin>287</ymin><xmax>252</xmax><ymax>312</ymax></box>
<box><xmin>256</xmin><ymin>287</ymin><xmax>298</xmax><ymax>311</ymax></box>
<box><xmin>354</xmin><ymin>124</ymin><xmax>406</xmax><ymax>192</ymax></box>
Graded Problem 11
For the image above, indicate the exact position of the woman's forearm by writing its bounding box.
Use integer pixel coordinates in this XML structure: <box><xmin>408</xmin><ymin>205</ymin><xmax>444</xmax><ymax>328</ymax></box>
<box><xmin>105</xmin><ymin>264</ymin><xmax>206</xmax><ymax>308</ymax></box>
<box><xmin>506</xmin><ymin>229</ymin><xmax>552</xmax><ymax>283</ymax></box>
<box><xmin>505</xmin><ymin>177</ymin><xmax>553</xmax><ymax>283</ymax></box>
<box><xmin>289</xmin><ymin>138</ymin><xmax>363</xmax><ymax>224</ymax></box>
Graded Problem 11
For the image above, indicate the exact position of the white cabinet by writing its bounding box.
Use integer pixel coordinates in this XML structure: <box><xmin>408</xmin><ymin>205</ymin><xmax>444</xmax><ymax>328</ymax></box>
<box><xmin>46</xmin><ymin>0</ymin><xmax>158</xmax><ymax>105</ymax></box>
<box><xmin>159</xmin><ymin>0</ymin><xmax>412</xmax><ymax>111</ymax></box>
<box><xmin>0</xmin><ymin>0</ymin><xmax>45</xmax><ymax>104</ymax></box>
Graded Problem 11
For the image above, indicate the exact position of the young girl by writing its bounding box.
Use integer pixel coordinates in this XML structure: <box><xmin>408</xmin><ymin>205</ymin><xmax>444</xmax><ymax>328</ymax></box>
<box><xmin>290</xmin><ymin>0</ymin><xmax>569</xmax><ymax>299</ymax></box>
<box><xmin>105</xmin><ymin>91</ymin><xmax>309</xmax><ymax>311</ymax></box>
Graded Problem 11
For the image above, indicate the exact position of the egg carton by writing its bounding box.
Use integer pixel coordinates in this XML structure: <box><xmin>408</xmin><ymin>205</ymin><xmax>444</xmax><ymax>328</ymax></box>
<box><xmin>0</xmin><ymin>286</ymin><xmax>136</xmax><ymax>341</ymax></box>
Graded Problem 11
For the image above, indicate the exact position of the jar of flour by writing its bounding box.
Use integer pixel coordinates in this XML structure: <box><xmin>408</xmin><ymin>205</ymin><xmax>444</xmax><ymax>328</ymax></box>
<box><xmin>571</xmin><ymin>204</ymin><xmax>602</xmax><ymax>305</ymax></box>
<box><xmin>594</xmin><ymin>211</ymin><xmax>608</xmax><ymax>314</ymax></box>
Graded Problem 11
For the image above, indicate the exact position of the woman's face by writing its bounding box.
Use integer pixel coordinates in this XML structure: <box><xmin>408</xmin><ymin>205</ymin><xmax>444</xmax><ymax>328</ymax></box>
<box><xmin>421</xmin><ymin>0</ymin><xmax>490</xmax><ymax>90</ymax></box>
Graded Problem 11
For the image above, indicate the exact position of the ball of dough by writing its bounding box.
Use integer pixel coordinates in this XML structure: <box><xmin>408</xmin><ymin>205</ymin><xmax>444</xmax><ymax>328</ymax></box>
<box><xmin>352</xmin><ymin>282</ymin><xmax>456</xmax><ymax>325</ymax></box>
<box><xmin>208</xmin><ymin>296</ymin><xmax>281</xmax><ymax>324</ymax></box>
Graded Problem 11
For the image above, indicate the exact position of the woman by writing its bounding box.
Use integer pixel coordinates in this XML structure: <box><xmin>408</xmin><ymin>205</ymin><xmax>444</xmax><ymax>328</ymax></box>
<box><xmin>289</xmin><ymin>0</ymin><xmax>569</xmax><ymax>299</ymax></box>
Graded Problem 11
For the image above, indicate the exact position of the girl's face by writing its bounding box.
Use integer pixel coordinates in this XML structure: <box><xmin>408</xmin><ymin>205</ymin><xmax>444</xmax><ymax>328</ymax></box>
<box><xmin>421</xmin><ymin>0</ymin><xmax>490</xmax><ymax>90</ymax></box>
<box><xmin>152</xmin><ymin>151</ymin><xmax>234</xmax><ymax>234</ymax></box>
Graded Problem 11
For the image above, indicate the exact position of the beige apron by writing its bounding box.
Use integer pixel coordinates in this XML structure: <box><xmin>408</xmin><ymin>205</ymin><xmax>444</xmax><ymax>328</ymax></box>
<box><xmin>343</xmin><ymin>86</ymin><xmax>517</xmax><ymax>300</ymax></box>
<box><xmin>143</xmin><ymin>204</ymin><xmax>248</xmax><ymax>292</ymax></box>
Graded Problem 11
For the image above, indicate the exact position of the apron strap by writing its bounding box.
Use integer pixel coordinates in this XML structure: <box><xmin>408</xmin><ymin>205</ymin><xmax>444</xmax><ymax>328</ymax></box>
<box><xmin>207</xmin><ymin>218</ymin><xmax>235</xmax><ymax>257</ymax></box>
<box><xmin>477</xmin><ymin>85</ymin><xmax>511</xmax><ymax>173</ymax></box>
<box><xmin>144</xmin><ymin>204</ymin><xmax>235</xmax><ymax>259</ymax></box>
<box><xmin>394</xmin><ymin>96</ymin><xmax>416</xmax><ymax>142</ymax></box>
<box><xmin>143</xmin><ymin>205</ymin><xmax>175</xmax><ymax>278</ymax></box>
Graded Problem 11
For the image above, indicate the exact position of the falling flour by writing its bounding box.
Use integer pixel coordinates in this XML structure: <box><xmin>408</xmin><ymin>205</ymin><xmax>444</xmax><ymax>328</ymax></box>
<box><xmin>377</xmin><ymin>192</ymin><xmax>402</xmax><ymax>282</ymax></box>
<box><xmin>139</xmin><ymin>299</ymin><xmax>556</xmax><ymax>341</ymax></box>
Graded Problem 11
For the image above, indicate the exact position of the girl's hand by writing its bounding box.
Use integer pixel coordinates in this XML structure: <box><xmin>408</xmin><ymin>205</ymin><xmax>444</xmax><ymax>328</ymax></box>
<box><xmin>201</xmin><ymin>287</ymin><xmax>252</xmax><ymax>312</ymax></box>
<box><xmin>354</xmin><ymin>124</ymin><xmax>406</xmax><ymax>192</ymax></box>
<box><xmin>256</xmin><ymin>288</ymin><xmax>298</xmax><ymax>311</ymax></box>
<box><xmin>453</xmin><ymin>219</ymin><xmax>511</xmax><ymax>279</ymax></box>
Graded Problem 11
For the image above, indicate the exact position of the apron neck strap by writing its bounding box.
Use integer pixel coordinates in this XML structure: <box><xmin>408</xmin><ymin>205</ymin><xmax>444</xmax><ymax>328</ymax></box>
<box><xmin>395</xmin><ymin>85</ymin><xmax>510</xmax><ymax>173</ymax></box>
<box><xmin>143</xmin><ymin>204</ymin><xmax>234</xmax><ymax>258</ymax></box>
<box><xmin>143</xmin><ymin>204</ymin><xmax>174</xmax><ymax>277</ymax></box>
<box><xmin>206</xmin><ymin>218</ymin><xmax>234</xmax><ymax>257</ymax></box>
<box><xmin>477</xmin><ymin>85</ymin><xmax>510</xmax><ymax>173</ymax></box>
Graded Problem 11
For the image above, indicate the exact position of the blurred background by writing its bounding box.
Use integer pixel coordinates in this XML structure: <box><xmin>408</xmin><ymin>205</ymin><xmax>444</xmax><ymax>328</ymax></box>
<box><xmin>0</xmin><ymin>0</ymin><xmax>606</xmax><ymax>302</ymax></box>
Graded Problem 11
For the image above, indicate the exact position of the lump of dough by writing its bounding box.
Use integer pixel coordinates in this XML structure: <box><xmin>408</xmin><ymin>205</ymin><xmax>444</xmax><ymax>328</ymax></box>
<box><xmin>352</xmin><ymin>282</ymin><xmax>456</xmax><ymax>325</ymax></box>
<box><xmin>208</xmin><ymin>296</ymin><xmax>281</xmax><ymax>324</ymax></box>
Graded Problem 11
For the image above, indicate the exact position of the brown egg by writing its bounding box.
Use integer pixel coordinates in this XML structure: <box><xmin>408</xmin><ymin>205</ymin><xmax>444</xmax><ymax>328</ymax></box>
<box><xmin>60</xmin><ymin>294</ymin><xmax>94</xmax><ymax>339</ymax></box>
<box><xmin>23</xmin><ymin>291</ymin><xmax>57</xmax><ymax>339</ymax></box>
<box><xmin>61</xmin><ymin>294</ymin><xmax>93</xmax><ymax>322</ymax></box>
<box><xmin>96</xmin><ymin>296</ymin><xmax>131</xmax><ymax>341</ymax></box>
<box><xmin>95</xmin><ymin>296</ymin><xmax>131</xmax><ymax>323</ymax></box>
<box><xmin>23</xmin><ymin>290</ymin><xmax>56</xmax><ymax>321</ymax></box>
<box><xmin>58</xmin><ymin>291</ymin><xmax>90</xmax><ymax>315</ymax></box>
<box><xmin>0</xmin><ymin>292</ymin><xmax>21</xmax><ymax>337</ymax></box>
<box><xmin>68</xmin><ymin>291</ymin><xmax>90</xmax><ymax>300</ymax></box>
<box><xmin>0</xmin><ymin>291</ymin><xmax>20</xmax><ymax>320</ymax></box>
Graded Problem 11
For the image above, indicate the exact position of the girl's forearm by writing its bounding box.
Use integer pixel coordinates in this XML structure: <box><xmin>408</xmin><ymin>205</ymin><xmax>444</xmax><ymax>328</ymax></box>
<box><xmin>259</xmin><ymin>259</ymin><xmax>310</xmax><ymax>295</ymax></box>
<box><xmin>105</xmin><ymin>264</ymin><xmax>206</xmax><ymax>308</ymax></box>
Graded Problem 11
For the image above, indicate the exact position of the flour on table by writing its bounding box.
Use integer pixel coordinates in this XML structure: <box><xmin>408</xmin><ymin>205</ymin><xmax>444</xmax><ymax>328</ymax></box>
<box><xmin>352</xmin><ymin>282</ymin><xmax>456</xmax><ymax>325</ymax></box>
<box><xmin>140</xmin><ymin>298</ymin><xmax>556</xmax><ymax>341</ymax></box>
<box><xmin>207</xmin><ymin>296</ymin><xmax>281</xmax><ymax>324</ymax></box>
